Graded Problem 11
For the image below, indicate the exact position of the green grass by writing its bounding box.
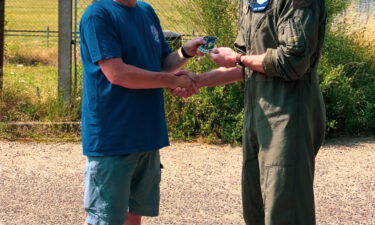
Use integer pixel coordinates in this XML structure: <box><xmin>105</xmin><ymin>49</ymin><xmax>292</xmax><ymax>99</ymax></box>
<box><xmin>5</xmin><ymin>0</ymin><xmax>189</xmax><ymax>34</ymax></box>
<box><xmin>6</xmin><ymin>1</ymin><xmax>58</xmax><ymax>31</ymax></box>
<box><xmin>3</xmin><ymin>65</ymin><xmax>58</xmax><ymax>102</ymax></box>
<box><xmin>0</xmin><ymin>65</ymin><xmax>81</xmax><ymax>123</ymax></box>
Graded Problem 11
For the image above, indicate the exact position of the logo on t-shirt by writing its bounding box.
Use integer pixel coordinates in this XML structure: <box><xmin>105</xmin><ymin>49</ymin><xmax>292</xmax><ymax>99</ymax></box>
<box><xmin>150</xmin><ymin>25</ymin><xmax>160</xmax><ymax>43</ymax></box>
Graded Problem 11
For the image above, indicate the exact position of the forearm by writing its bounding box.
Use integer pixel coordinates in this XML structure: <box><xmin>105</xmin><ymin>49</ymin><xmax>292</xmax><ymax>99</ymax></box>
<box><xmin>161</xmin><ymin>49</ymin><xmax>189</xmax><ymax>73</ymax></box>
<box><xmin>101</xmin><ymin>59</ymin><xmax>177</xmax><ymax>89</ymax></box>
<box><xmin>197</xmin><ymin>67</ymin><xmax>243</xmax><ymax>88</ymax></box>
<box><xmin>240</xmin><ymin>53</ymin><xmax>266</xmax><ymax>73</ymax></box>
<box><xmin>210</xmin><ymin>47</ymin><xmax>266</xmax><ymax>73</ymax></box>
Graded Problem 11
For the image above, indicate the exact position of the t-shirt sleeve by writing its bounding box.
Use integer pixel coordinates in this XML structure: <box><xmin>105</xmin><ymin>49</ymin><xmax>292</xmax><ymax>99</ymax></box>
<box><xmin>80</xmin><ymin>10</ymin><xmax>122</xmax><ymax>63</ymax></box>
<box><xmin>159</xmin><ymin>26</ymin><xmax>173</xmax><ymax>60</ymax></box>
<box><xmin>146</xmin><ymin>4</ymin><xmax>173</xmax><ymax>59</ymax></box>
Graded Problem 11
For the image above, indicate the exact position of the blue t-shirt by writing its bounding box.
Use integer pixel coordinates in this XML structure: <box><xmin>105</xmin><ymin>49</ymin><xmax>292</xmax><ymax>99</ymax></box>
<box><xmin>80</xmin><ymin>0</ymin><xmax>172</xmax><ymax>156</ymax></box>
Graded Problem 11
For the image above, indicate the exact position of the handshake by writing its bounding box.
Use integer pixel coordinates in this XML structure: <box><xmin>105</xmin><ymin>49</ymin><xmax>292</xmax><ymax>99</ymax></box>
<box><xmin>167</xmin><ymin>37</ymin><xmax>243</xmax><ymax>99</ymax></box>
<box><xmin>169</xmin><ymin>70</ymin><xmax>201</xmax><ymax>99</ymax></box>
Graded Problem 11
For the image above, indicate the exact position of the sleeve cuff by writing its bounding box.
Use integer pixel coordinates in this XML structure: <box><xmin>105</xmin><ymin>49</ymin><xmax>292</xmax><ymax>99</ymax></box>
<box><xmin>263</xmin><ymin>48</ymin><xmax>279</xmax><ymax>77</ymax></box>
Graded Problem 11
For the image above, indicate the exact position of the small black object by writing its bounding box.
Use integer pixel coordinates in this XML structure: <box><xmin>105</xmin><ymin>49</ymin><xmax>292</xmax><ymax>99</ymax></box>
<box><xmin>181</xmin><ymin>46</ymin><xmax>194</xmax><ymax>58</ymax></box>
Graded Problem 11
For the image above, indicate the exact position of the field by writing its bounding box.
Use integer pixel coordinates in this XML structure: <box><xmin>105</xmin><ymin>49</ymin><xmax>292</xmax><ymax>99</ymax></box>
<box><xmin>5</xmin><ymin>0</ymin><xmax>189</xmax><ymax>34</ymax></box>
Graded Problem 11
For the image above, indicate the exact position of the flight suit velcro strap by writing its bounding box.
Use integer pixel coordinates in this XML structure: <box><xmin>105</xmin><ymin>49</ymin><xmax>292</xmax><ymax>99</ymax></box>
<box><xmin>263</xmin><ymin>48</ymin><xmax>278</xmax><ymax>77</ymax></box>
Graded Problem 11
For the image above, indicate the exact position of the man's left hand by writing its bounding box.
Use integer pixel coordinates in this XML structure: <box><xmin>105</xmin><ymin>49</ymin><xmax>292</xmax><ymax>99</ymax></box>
<box><xmin>183</xmin><ymin>37</ymin><xmax>206</xmax><ymax>57</ymax></box>
<box><xmin>210</xmin><ymin>47</ymin><xmax>238</xmax><ymax>68</ymax></box>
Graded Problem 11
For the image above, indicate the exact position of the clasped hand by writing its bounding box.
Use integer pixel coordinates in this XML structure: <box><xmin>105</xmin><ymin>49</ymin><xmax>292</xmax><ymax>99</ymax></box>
<box><xmin>169</xmin><ymin>40</ymin><xmax>239</xmax><ymax>99</ymax></box>
<box><xmin>170</xmin><ymin>70</ymin><xmax>200</xmax><ymax>99</ymax></box>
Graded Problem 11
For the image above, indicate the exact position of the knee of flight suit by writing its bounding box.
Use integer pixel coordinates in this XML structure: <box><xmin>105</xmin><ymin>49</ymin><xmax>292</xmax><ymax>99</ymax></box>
<box><xmin>259</xmin><ymin>156</ymin><xmax>316</xmax><ymax>225</ymax></box>
<box><xmin>263</xmin><ymin>166</ymin><xmax>295</xmax><ymax>225</ymax></box>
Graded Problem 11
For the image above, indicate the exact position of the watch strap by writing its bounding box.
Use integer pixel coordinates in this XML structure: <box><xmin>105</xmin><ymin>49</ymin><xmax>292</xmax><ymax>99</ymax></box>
<box><xmin>180</xmin><ymin>46</ymin><xmax>194</xmax><ymax>59</ymax></box>
<box><xmin>235</xmin><ymin>53</ymin><xmax>245</xmax><ymax>67</ymax></box>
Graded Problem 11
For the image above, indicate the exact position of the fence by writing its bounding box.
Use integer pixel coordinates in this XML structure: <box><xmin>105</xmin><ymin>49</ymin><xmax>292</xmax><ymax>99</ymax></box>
<box><xmin>3</xmin><ymin>0</ymin><xmax>374</xmax><ymax>45</ymax></box>
<box><xmin>2</xmin><ymin>0</ymin><xmax>375</xmax><ymax>100</ymax></box>
<box><xmin>4</xmin><ymin>0</ymin><xmax>194</xmax><ymax>47</ymax></box>
<box><xmin>4</xmin><ymin>0</ymin><xmax>375</xmax><ymax>46</ymax></box>
<box><xmin>3</xmin><ymin>0</ymin><xmax>197</xmax><ymax>102</ymax></box>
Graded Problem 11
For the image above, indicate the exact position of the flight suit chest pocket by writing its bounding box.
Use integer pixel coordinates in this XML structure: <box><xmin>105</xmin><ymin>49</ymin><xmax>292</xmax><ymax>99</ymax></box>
<box><xmin>247</xmin><ymin>0</ymin><xmax>275</xmax><ymax>49</ymax></box>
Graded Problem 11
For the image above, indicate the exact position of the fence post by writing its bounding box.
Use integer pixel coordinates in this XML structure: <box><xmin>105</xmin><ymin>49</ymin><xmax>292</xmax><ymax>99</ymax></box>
<box><xmin>46</xmin><ymin>26</ymin><xmax>50</xmax><ymax>48</ymax></box>
<box><xmin>0</xmin><ymin>0</ymin><xmax>5</xmax><ymax>92</ymax></box>
<box><xmin>58</xmin><ymin>0</ymin><xmax>72</xmax><ymax>104</ymax></box>
<box><xmin>73</xmin><ymin>0</ymin><xmax>78</xmax><ymax>98</ymax></box>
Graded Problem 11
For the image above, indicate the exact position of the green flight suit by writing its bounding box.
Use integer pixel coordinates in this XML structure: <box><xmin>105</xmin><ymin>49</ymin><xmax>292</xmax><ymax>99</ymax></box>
<box><xmin>235</xmin><ymin>0</ymin><xmax>327</xmax><ymax>224</ymax></box>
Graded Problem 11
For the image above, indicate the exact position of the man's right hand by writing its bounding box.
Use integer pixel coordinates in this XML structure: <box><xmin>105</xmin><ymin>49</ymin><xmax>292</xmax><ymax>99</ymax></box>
<box><xmin>171</xmin><ymin>70</ymin><xmax>199</xmax><ymax>98</ymax></box>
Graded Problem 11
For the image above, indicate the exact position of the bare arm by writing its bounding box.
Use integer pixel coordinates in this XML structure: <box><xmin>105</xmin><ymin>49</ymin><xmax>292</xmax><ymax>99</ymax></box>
<box><xmin>161</xmin><ymin>37</ymin><xmax>206</xmax><ymax>73</ymax></box>
<box><xmin>161</xmin><ymin>50</ymin><xmax>188</xmax><ymax>73</ymax></box>
<box><xmin>170</xmin><ymin>67</ymin><xmax>243</xmax><ymax>98</ymax></box>
<box><xmin>98</xmin><ymin>58</ymin><xmax>196</xmax><ymax>91</ymax></box>
<box><xmin>197</xmin><ymin>67</ymin><xmax>244</xmax><ymax>88</ymax></box>
<box><xmin>210</xmin><ymin>47</ymin><xmax>266</xmax><ymax>73</ymax></box>
<box><xmin>240</xmin><ymin>53</ymin><xmax>266</xmax><ymax>73</ymax></box>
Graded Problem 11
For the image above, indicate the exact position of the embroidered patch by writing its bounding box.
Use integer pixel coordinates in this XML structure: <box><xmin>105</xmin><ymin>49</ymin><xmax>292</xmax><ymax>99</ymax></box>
<box><xmin>150</xmin><ymin>25</ymin><xmax>160</xmax><ymax>42</ymax></box>
<box><xmin>249</xmin><ymin>0</ymin><xmax>270</xmax><ymax>12</ymax></box>
<box><xmin>292</xmin><ymin>0</ymin><xmax>312</xmax><ymax>9</ymax></box>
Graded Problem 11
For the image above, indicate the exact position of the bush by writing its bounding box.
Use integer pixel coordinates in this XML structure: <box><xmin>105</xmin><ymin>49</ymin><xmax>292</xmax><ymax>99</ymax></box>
<box><xmin>318</xmin><ymin>0</ymin><xmax>375</xmax><ymax>136</ymax></box>
<box><xmin>318</xmin><ymin>33</ymin><xmax>375</xmax><ymax>136</ymax></box>
<box><xmin>166</xmin><ymin>0</ymin><xmax>242</xmax><ymax>143</ymax></box>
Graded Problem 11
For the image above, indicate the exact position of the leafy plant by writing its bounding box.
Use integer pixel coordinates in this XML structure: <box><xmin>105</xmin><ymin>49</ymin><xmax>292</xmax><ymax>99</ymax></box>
<box><xmin>166</xmin><ymin>0</ymin><xmax>243</xmax><ymax>143</ymax></box>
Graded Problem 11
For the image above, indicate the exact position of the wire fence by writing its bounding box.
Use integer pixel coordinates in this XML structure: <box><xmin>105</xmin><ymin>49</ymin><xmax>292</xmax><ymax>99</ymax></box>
<box><xmin>4</xmin><ymin>0</ymin><xmax>195</xmax><ymax>49</ymax></box>
<box><xmin>1</xmin><ymin>0</ymin><xmax>374</xmax><ymax>105</ymax></box>
<box><xmin>4</xmin><ymin>0</ymin><xmax>374</xmax><ymax>46</ymax></box>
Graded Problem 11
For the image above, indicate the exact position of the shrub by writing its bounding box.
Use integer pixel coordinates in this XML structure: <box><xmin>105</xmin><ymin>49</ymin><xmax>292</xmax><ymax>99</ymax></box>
<box><xmin>318</xmin><ymin>33</ymin><xmax>375</xmax><ymax>136</ymax></box>
<box><xmin>166</xmin><ymin>0</ymin><xmax>242</xmax><ymax>143</ymax></box>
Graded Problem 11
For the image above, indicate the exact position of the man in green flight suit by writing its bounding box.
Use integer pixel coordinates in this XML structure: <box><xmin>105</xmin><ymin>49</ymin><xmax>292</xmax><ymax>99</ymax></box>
<box><xmin>186</xmin><ymin>0</ymin><xmax>327</xmax><ymax>224</ymax></box>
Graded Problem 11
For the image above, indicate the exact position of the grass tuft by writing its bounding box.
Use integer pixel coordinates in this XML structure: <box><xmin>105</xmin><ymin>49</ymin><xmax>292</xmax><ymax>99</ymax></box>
<box><xmin>5</xmin><ymin>41</ymin><xmax>58</xmax><ymax>66</ymax></box>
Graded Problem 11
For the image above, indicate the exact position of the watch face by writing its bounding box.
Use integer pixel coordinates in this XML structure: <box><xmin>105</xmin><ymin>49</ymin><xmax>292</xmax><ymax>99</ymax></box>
<box><xmin>198</xmin><ymin>36</ymin><xmax>217</xmax><ymax>53</ymax></box>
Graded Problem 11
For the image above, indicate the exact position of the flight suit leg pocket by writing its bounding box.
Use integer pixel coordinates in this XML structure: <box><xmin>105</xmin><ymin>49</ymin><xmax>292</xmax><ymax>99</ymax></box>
<box><xmin>263</xmin><ymin>165</ymin><xmax>295</xmax><ymax>225</ymax></box>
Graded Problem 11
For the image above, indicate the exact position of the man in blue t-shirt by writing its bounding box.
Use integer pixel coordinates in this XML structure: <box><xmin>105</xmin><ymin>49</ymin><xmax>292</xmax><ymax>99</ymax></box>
<box><xmin>80</xmin><ymin>0</ymin><xmax>204</xmax><ymax>224</ymax></box>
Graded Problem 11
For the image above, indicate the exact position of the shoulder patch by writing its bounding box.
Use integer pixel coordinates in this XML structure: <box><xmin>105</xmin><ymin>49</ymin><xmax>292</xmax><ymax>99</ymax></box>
<box><xmin>249</xmin><ymin>0</ymin><xmax>271</xmax><ymax>12</ymax></box>
<box><xmin>292</xmin><ymin>0</ymin><xmax>312</xmax><ymax>9</ymax></box>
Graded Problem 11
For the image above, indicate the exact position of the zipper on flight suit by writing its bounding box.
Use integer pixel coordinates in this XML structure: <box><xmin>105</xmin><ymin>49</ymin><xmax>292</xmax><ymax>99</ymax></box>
<box><xmin>246</xmin><ymin>2</ymin><xmax>256</xmax><ymax>127</ymax></box>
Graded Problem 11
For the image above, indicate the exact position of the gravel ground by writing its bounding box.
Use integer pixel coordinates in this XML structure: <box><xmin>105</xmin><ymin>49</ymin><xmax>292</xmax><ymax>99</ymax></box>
<box><xmin>0</xmin><ymin>138</ymin><xmax>374</xmax><ymax>225</ymax></box>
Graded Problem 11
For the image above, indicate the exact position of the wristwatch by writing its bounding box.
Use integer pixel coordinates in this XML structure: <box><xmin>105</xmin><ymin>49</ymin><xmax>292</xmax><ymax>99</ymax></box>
<box><xmin>235</xmin><ymin>53</ymin><xmax>245</xmax><ymax>68</ymax></box>
<box><xmin>180</xmin><ymin>46</ymin><xmax>194</xmax><ymax>59</ymax></box>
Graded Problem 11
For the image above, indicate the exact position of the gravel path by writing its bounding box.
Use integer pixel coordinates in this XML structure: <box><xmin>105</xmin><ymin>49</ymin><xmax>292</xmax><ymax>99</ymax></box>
<box><xmin>0</xmin><ymin>138</ymin><xmax>374</xmax><ymax>225</ymax></box>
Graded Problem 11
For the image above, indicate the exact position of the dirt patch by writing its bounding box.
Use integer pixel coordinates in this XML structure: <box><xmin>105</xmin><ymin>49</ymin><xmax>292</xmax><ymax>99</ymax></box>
<box><xmin>0</xmin><ymin>137</ymin><xmax>374</xmax><ymax>225</ymax></box>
